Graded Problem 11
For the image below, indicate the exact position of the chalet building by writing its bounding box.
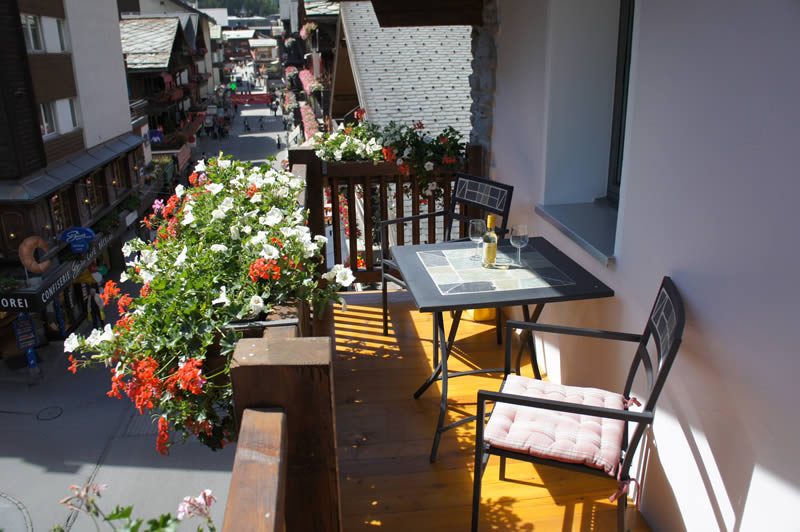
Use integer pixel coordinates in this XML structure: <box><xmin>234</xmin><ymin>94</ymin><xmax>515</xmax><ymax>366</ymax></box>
<box><xmin>199</xmin><ymin>7</ymin><xmax>229</xmax><ymax>86</ymax></box>
<box><xmin>0</xmin><ymin>0</ymin><xmax>146</xmax><ymax>359</ymax></box>
<box><xmin>222</xmin><ymin>28</ymin><xmax>255</xmax><ymax>62</ymax></box>
<box><xmin>118</xmin><ymin>0</ymin><xmax>216</xmax><ymax>100</ymax></box>
<box><xmin>119</xmin><ymin>15</ymin><xmax>205</xmax><ymax>174</ymax></box>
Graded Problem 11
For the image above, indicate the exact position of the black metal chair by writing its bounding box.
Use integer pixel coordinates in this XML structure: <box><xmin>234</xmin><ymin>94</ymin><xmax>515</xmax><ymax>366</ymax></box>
<box><xmin>472</xmin><ymin>276</ymin><xmax>685</xmax><ymax>532</ymax></box>
<box><xmin>379</xmin><ymin>172</ymin><xmax>514</xmax><ymax>339</ymax></box>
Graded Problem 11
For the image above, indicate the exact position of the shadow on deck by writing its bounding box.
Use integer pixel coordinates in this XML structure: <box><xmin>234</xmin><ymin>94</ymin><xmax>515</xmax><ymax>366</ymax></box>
<box><xmin>334</xmin><ymin>290</ymin><xmax>652</xmax><ymax>532</ymax></box>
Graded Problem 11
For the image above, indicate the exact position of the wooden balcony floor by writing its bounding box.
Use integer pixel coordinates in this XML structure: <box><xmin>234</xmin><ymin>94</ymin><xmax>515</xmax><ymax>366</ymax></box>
<box><xmin>334</xmin><ymin>291</ymin><xmax>651</xmax><ymax>532</ymax></box>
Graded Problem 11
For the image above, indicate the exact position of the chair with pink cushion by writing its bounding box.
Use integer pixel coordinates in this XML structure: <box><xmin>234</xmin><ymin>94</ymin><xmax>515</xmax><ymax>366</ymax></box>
<box><xmin>471</xmin><ymin>276</ymin><xmax>685</xmax><ymax>532</ymax></box>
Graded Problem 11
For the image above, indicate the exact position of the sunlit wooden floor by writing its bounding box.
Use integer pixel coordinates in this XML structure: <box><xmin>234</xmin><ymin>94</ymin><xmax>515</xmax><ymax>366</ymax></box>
<box><xmin>333</xmin><ymin>291</ymin><xmax>651</xmax><ymax>532</ymax></box>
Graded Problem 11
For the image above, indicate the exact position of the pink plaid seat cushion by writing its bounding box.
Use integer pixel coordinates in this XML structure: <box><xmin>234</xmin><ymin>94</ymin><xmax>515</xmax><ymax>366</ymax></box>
<box><xmin>484</xmin><ymin>375</ymin><xmax>626</xmax><ymax>476</ymax></box>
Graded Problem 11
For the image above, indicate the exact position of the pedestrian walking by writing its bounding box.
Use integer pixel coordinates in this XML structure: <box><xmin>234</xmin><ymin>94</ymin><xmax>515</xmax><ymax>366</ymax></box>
<box><xmin>87</xmin><ymin>287</ymin><xmax>105</xmax><ymax>328</ymax></box>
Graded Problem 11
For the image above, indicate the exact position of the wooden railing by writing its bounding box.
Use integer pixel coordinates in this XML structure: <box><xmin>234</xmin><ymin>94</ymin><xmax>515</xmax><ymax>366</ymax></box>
<box><xmin>223</xmin><ymin>313</ymin><xmax>340</xmax><ymax>531</ymax></box>
<box><xmin>290</xmin><ymin>145</ymin><xmax>484</xmax><ymax>284</ymax></box>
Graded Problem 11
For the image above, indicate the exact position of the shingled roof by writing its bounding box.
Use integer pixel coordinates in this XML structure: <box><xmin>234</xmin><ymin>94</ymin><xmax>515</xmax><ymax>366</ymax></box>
<box><xmin>120</xmin><ymin>18</ymin><xmax>180</xmax><ymax>71</ymax></box>
<box><xmin>340</xmin><ymin>1</ymin><xmax>472</xmax><ymax>137</ymax></box>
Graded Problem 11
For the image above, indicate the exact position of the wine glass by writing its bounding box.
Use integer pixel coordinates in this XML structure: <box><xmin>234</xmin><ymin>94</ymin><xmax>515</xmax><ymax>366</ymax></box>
<box><xmin>468</xmin><ymin>219</ymin><xmax>487</xmax><ymax>261</ymax></box>
<box><xmin>510</xmin><ymin>224</ymin><xmax>529</xmax><ymax>266</ymax></box>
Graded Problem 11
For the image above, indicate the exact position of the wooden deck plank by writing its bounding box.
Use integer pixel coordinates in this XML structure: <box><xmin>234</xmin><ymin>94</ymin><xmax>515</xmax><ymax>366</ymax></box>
<box><xmin>334</xmin><ymin>291</ymin><xmax>651</xmax><ymax>532</ymax></box>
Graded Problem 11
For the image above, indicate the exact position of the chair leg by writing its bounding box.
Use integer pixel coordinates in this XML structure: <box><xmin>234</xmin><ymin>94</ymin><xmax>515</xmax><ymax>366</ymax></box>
<box><xmin>382</xmin><ymin>274</ymin><xmax>389</xmax><ymax>336</ymax></box>
<box><xmin>617</xmin><ymin>490</ymin><xmax>627</xmax><ymax>532</ymax></box>
<box><xmin>472</xmin><ymin>400</ymin><xmax>487</xmax><ymax>532</ymax></box>
<box><xmin>499</xmin><ymin>455</ymin><xmax>506</xmax><ymax>480</ymax></box>
<box><xmin>495</xmin><ymin>307</ymin><xmax>502</xmax><ymax>344</ymax></box>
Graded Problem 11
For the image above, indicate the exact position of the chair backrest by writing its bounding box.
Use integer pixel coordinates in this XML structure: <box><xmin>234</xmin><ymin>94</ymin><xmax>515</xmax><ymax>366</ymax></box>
<box><xmin>619</xmin><ymin>276</ymin><xmax>685</xmax><ymax>474</ymax></box>
<box><xmin>444</xmin><ymin>173</ymin><xmax>514</xmax><ymax>240</ymax></box>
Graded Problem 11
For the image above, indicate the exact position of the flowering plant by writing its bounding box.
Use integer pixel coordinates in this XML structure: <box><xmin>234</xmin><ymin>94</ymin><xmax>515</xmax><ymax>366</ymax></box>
<box><xmin>54</xmin><ymin>483</ymin><xmax>216</xmax><ymax>531</ymax></box>
<box><xmin>65</xmin><ymin>156</ymin><xmax>354</xmax><ymax>453</ymax></box>
<box><xmin>284</xmin><ymin>90</ymin><xmax>298</xmax><ymax>111</ymax></box>
<box><xmin>285</xmin><ymin>37</ymin><xmax>297</xmax><ymax>48</ymax></box>
<box><xmin>300</xmin><ymin>22</ymin><xmax>318</xmax><ymax>40</ymax></box>
<box><xmin>312</xmin><ymin>119</ymin><xmax>465</xmax><ymax>199</ymax></box>
<box><xmin>285</xmin><ymin>65</ymin><xmax>298</xmax><ymax>79</ymax></box>
<box><xmin>300</xmin><ymin>103</ymin><xmax>319</xmax><ymax>139</ymax></box>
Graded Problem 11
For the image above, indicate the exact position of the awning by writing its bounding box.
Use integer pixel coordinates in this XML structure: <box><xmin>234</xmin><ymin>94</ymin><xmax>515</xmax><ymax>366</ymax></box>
<box><xmin>0</xmin><ymin>134</ymin><xmax>144</xmax><ymax>204</ymax></box>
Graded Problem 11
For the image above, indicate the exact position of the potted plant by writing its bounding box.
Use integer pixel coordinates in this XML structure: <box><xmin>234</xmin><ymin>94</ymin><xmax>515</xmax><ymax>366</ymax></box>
<box><xmin>65</xmin><ymin>155</ymin><xmax>354</xmax><ymax>454</ymax></box>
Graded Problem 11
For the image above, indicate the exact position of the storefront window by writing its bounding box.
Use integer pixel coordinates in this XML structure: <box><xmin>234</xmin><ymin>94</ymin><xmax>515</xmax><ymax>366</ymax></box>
<box><xmin>112</xmin><ymin>158</ymin><xmax>128</xmax><ymax>193</ymax></box>
<box><xmin>50</xmin><ymin>190</ymin><xmax>74</xmax><ymax>234</ymax></box>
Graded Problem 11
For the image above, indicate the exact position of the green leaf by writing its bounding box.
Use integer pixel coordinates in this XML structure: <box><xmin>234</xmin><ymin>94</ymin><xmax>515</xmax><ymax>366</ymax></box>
<box><xmin>106</xmin><ymin>504</ymin><xmax>134</xmax><ymax>520</ymax></box>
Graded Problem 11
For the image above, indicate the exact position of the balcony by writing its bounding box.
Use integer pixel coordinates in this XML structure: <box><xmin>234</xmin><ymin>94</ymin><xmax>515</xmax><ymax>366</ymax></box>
<box><xmin>224</xmin><ymin>292</ymin><xmax>652</xmax><ymax>530</ymax></box>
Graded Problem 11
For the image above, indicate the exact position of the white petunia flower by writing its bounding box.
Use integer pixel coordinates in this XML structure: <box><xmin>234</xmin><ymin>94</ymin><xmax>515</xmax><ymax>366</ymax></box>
<box><xmin>140</xmin><ymin>249</ymin><xmax>158</xmax><ymax>267</ymax></box>
<box><xmin>64</xmin><ymin>333</ymin><xmax>80</xmax><ymax>353</ymax></box>
<box><xmin>339</xmin><ymin>296</ymin><xmax>348</xmax><ymax>312</ymax></box>
<box><xmin>218</xmin><ymin>159</ymin><xmax>232</xmax><ymax>168</ymax></box>
<box><xmin>249</xmin><ymin>193</ymin><xmax>262</xmax><ymax>203</ymax></box>
<box><xmin>181</xmin><ymin>211</ymin><xmax>196</xmax><ymax>226</ymax></box>
<box><xmin>175</xmin><ymin>184</ymin><xmax>185</xmax><ymax>197</ymax></box>
<box><xmin>140</xmin><ymin>269</ymin><xmax>155</xmax><ymax>284</ymax></box>
<box><xmin>249</xmin><ymin>295</ymin><xmax>264</xmax><ymax>315</ymax></box>
<box><xmin>230</xmin><ymin>226</ymin><xmax>240</xmax><ymax>240</ymax></box>
<box><xmin>211</xmin><ymin>208</ymin><xmax>225</xmax><ymax>220</ymax></box>
<box><xmin>194</xmin><ymin>160</ymin><xmax>206</xmax><ymax>172</ymax></box>
<box><xmin>336</xmin><ymin>267</ymin><xmax>356</xmax><ymax>287</ymax></box>
<box><xmin>424</xmin><ymin>161</ymin><xmax>434</xmax><ymax>172</ymax></box>
<box><xmin>280</xmin><ymin>226</ymin><xmax>296</xmax><ymax>238</ymax></box>
<box><xmin>242</xmin><ymin>226</ymin><xmax>252</xmax><ymax>234</ymax></box>
<box><xmin>212</xmin><ymin>286</ymin><xmax>230</xmax><ymax>306</ymax></box>
<box><xmin>314</xmin><ymin>235</ymin><xmax>328</xmax><ymax>245</ymax></box>
<box><xmin>396</xmin><ymin>158</ymin><xmax>404</xmax><ymax>166</ymax></box>
<box><xmin>220</xmin><ymin>197</ymin><xmax>234</xmax><ymax>213</ymax></box>
<box><xmin>119</xmin><ymin>272</ymin><xmax>128</xmax><ymax>283</ymax></box>
<box><xmin>86</xmin><ymin>328</ymin><xmax>103</xmax><ymax>347</ymax></box>
<box><xmin>302</xmin><ymin>239</ymin><xmax>318</xmax><ymax>258</ymax></box>
<box><xmin>262</xmin><ymin>207</ymin><xmax>282</xmax><ymax>226</ymax></box>
<box><xmin>99</xmin><ymin>324</ymin><xmax>114</xmax><ymax>343</ymax></box>
<box><xmin>174</xmin><ymin>246</ymin><xmax>188</xmax><ymax>267</ymax></box>
<box><xmin>322</xmin><ymin>264</ymin><xmax>343</xmax><ymax>282</ymax></box>
<box><xmin>260</xmin><ymin>244</ymin><xmax>279</xmax><ymax>259</ymax></box>
<box><xmin>210</xmin><ymin>244</ymin><xmax>228</xmax><ymax>252</ymax></box>
<box><xmin>206</xmin><ymin>183</ymin><xmax>224</xmax><ymax>195</ymax></box>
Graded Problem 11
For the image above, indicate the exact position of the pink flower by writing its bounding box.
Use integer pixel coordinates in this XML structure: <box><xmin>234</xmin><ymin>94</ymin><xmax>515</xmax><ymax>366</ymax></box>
<box><xmin>152</xmin><ymin>198</ymin><xmax>165</xmax><ymax>213</ymax></box>
<box><xmin>177</xmin><ymin>489</ymin><xmax>216</xmax><ymax>520</ymax></box>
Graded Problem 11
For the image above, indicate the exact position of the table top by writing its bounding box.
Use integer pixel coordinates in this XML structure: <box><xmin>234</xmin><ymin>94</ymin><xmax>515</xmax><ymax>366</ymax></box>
<box><xmin>390</xmin><ymin>238</ymin><xmax>614</xmax><ymax>312</ymax></box>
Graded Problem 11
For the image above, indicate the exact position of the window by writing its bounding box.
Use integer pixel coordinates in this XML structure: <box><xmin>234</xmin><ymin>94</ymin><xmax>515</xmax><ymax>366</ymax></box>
<box><xmin>535</xmin><ymin>0</ymin><xmax>634</xmax><ymax>264</ymax></box>
<box><xmin>56</xmin><ymin>19</ymin><xmax>67</xmax><ymax>51</ymax></box>
<box><xmin>81</xmin><ymin>173</ymin><xmax>106</xmax><ymax>215</ymax></box>
<box><xmin>112</xmin><ymin>159</ymin><xmax>128</xmax><ymax>192</ymax></box>
<box><xmin>50</xmin><ymin>190</ymin><xmax>74</xmax><ymax>234</ymax></box>
<box><xmin>68</xmin><ymin>98</ymin><xmax>79</xmax><ymax>129</ymax></box>
<box><xmin>21</xmin><ymin>15</ymin><xmax>43</xmax><ymax>52</ymax></box>
<box><xmin>40</xmin><ymin>102</ymin><xmax>57</xmax><ymax>137</ymax></box>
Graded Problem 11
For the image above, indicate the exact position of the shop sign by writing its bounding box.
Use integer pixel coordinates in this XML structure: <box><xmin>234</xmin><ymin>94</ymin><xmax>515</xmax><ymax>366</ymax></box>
<box><xmin>13</xmin><ymin>313</ymin><xmax>38</xmax><ymax>350</ymax></box>
<box><xmin>0</xmin><ymin>294</ymin><xmax>36</xmax><ymax>311</ymax></box>
<box><xmin>60</xmin><ymin>227</ymin><xmax>96</xmax><ymax>253</ymax></box>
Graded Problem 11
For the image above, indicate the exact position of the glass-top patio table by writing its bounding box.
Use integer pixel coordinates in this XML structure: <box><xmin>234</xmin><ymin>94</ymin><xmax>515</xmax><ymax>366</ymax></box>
<box><xmin>390</xmin><ymin>237</ymin><xmax>614</xmax><ymax>462</ymax></box>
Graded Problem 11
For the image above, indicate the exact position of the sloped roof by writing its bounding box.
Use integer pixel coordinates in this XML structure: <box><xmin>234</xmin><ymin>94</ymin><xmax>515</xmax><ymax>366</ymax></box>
<box><xmin>200</xmin><ymin>8</ymin><xmax>228</xmax><ymax>27</ymax></box>
<box><xmin>249</xmin><ymin>38</ymin><xmax>278</xmax><ymax>48</ymax></box>
<box><xmin>340</xmin><ymin>2</ymin><xmax>472</xmax><ymax>136</ymax></box>
<box><xmin>305</xmin><ymin>0</ymin><xmax>339</xmax><ymax>17</ymax></box>
<box><xmin>223</xmin><ymin>29</ymin><xmax>255</xmax><ymax>40</ymax></box>
<box><xmin>120</xmin><ymin>17</ymin><xmax>180</xmax><ymax>70</ymax></box>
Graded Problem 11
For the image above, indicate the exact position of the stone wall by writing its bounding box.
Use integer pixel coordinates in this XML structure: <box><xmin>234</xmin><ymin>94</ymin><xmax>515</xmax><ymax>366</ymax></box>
<box><xmin>469</xmin><ymin>0</ymin><xmax>498</xmax><ymax>173</ymax></box>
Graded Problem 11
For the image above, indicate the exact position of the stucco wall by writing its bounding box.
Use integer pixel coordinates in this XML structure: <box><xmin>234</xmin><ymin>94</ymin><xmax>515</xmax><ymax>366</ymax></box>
<box><xmin>492</xmin><ymin>0</ymin><xmax>800</xmax><ymax>529</ymax></box>
<box><xmin>64</xmin><ymin>0</ymin><xmax>131</xmax><ymax>148</ymax></box>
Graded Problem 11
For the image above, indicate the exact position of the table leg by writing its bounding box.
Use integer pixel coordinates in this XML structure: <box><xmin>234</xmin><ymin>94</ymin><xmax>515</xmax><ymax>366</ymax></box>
<box><xmin>515</xmin><ymin>304</ymin><xmax>545</xmax><ymax>379</ymax></box>
<box><xmin>429</xmin><ymin>310</ymin><xmax>461</xmax><ymax>463</ymax></box>
<box><xmin>413</xmin><ymin>310</ymin><xmax>461</xmax><ymax>400</ymax></box>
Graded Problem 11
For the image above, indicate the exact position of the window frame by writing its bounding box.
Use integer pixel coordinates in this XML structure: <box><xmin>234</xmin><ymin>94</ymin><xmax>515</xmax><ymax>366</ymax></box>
<box><xmin>56</xmin><ymin>19</ymin><xmax>67</xmax><ymax>52</ymax></box>
<box><xmin>68</xmin><ymin>98</ymin><xmax>80</xmax><ymax>130</ymax></box>
<box><xmin>40</xmin><ymin>102</ymin><xmax>57</xmax><ymax>137</ymax></box>
<box><xmin>605</xmin><ymin>0</ymin><xmax>635</xmax><ymax>207</ymax></box>
<box><xmin>49</xmin><ymin>189</ymin><xmax>74</xmax><ymax>234</ymax></box>
<box><xmin>21</xmin><ymin>14</ymin><xmax>44</xmax><ymax>53</ymax></box>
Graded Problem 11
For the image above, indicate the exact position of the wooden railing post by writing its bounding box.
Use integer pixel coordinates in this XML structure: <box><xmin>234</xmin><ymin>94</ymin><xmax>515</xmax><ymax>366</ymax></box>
<box><xmin>223</xmin><ymin>409</ymin><xmax>287</xmax><ymax>532</ymax></box>
<box><xmin>290</xmin><ymin>147</ymin><xmax>327</xmax><ymax>271</ymax></box>
<box><xmin>229</xmin><ymin>335</ymin><xmax>341</xmax><ymax>532</ymax></box>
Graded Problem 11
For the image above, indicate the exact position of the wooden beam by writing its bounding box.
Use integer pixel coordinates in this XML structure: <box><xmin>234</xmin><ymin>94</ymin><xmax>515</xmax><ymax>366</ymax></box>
<box><xmin>222</xmin><ymin>409</ymin><xmax>287</xmax><ymax>532</ymax></box>
<box><xmin>371</xmin><ymin>0</ymin><xmax>483</xmax><ymax>27</ymax></box>
<box><xmin>230</xmin><ymin>336</ymin><xmax>342</xmax><ymax>532</ymax></box>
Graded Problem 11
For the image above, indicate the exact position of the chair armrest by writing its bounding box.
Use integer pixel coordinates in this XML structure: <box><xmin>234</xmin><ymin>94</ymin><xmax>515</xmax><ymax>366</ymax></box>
<box><xmin>477</xmin><ymin>389</ymin><xmax>653</xmax><ymax>424</ymax></box>
<box><xmin>377</xmin><ymin>210</ymin><xmax>448</xmax><ymax>227</ymax></box>
<box><xmin>505</xmin><ymin>320</ymin><xmax>642</xmax><ymax>343</ymax></box>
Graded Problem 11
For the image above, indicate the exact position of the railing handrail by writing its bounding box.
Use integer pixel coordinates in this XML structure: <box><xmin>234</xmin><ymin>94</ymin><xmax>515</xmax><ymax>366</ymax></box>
<box><xmin>222</xmin><ymin>408</ymin><xmax>287</xmax><ymax>532</ymax></box>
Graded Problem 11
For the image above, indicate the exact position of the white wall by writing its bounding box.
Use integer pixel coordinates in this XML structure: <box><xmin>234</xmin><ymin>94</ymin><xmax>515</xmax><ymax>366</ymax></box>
<box><xmin>64</xmin><ymin>0</ymin><xmax>131</xmax><ymax>147</ymax></box>
<box><xmin>492</xmin><ymin>0</ymin><xmax>800</xmax><ymax>529</ymax></box>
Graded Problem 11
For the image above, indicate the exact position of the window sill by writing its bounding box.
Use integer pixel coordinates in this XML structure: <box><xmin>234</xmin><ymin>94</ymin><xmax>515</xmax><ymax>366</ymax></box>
<box><xmin>535</xmin><ymin>200</ymin><xmax>617</xmax><ymax>265</ymax></box>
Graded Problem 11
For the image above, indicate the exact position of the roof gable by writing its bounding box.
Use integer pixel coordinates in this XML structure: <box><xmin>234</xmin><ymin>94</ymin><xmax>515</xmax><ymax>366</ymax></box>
<box><xmin>120</xmin><ymin>17</ymin><xmax>181</xmax><ymax>70</ymax></box>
